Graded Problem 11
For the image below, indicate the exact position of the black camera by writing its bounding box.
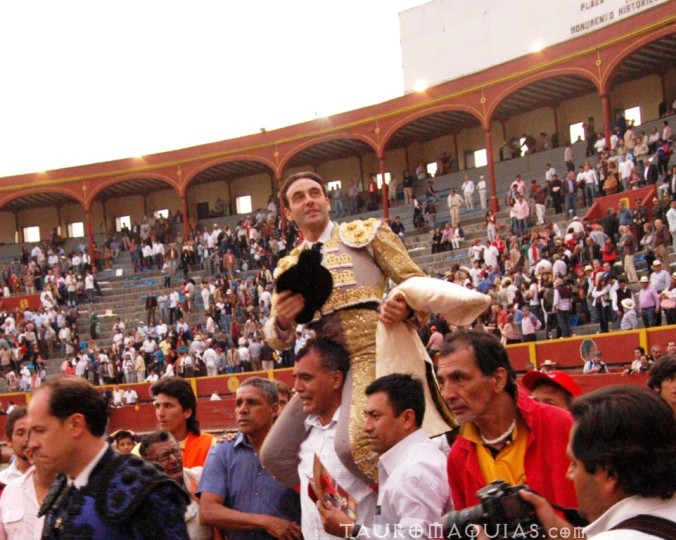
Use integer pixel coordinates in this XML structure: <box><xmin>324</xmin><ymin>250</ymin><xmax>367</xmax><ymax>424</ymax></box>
<box><xmin>441</xmin><ymin>480</ymin><xmax>543</xmax><ymax>539</ymax></box>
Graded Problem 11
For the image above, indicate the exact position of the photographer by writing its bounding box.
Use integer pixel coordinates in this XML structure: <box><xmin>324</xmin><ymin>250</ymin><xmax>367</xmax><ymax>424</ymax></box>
<box><xmin>480</xmin><ymin>386</ymin><xmax>676</xmax><ymax>539</ymax></box>
<box><xmin>437</xmin><ymin>331</ymin><xmax>576</xmax><ymax>511</ymax></box>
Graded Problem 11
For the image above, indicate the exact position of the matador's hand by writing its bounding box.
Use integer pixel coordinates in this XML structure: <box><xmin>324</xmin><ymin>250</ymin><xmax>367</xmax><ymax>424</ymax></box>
<box><xmin>379</xmin><ymin>292</ymin><xmax>412</xmax><ymax>326</ymax></box>
<box><xmin>275</xmin><ymin>290</ymin><xmax>305</xmax><ymax>331</ymax></box>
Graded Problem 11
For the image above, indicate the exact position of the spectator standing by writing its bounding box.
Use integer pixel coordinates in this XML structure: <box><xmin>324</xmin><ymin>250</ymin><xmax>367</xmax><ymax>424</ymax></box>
<box><xmin>447</xmin><ymin>190</ymin><xmax>463</xmax><ymax>227</ymax></box>
<box><xmin>563</xmin><ymin>172</ymin><xmax>577</xmax><ymax>217</ymax></box>
<box><xmin>554</xmin><ymin>278</ymin><xmax>573</xmax><ymax>338</ymax></box>
<box><xmin>348</xmin><ymin>181</ymin><xmax>360</xmax><ymax>214</ymax></box>
<box><xmin>618</xmin><ymin>153</ymin><xmax>635</xmax><ymax>192</ymax></box>
<box><xmin>462</xmin><ymin>175</ymin><xmax>475</xmax><ymax>210</ymax></box>
<box><xmin>332</xmin><ymin>184</ymin><xmax>345</xmax><ymax>218</ymax></box>
<box><xmin>520</xmin><ymin>305</ymin><xmax>542</xmax><ymax>342</ymax></box>
<box><xmin>618</xmin><ymin>225</ymin><xmax>638</xmax><ymax>283</ymax></box>
<box><xmin>145</xmin><ymin>292</ymin><xmax>157</xmax><ymax>326</ymax></box>
<box><xmin>620</xmin><ymin>298</ymin><xmax>639</xmax><ymax>330</ymax></box>
<box><xmin>368</xmin><ymin>177</ymin><xmax>379</xmax><ymax>211</ymax></box>
<box><xmin>533</xmin><ymin>184</ymin><xmax>547</xmax><ymax>225</ymax></box>
<box><xmin>650</xmin><ymin>260</ymin><xmax>671</xmax><ymax>296</ymax></box>
<box><xmin>564</xmin><ymin>144</ymin><xmax>575</xmax><ymax>172</ymax></box>
<box><xmin>402</xmin><ymin>171</ymin><xmax>414</xmax><ymax>205</ymax></box>
<box><xmin>652</xmin><ymin>220</ymin><xmax>671</xmax><ymax>267</ymax></box>
<box><xmin>584</xmin><ymin>116</ymin><xmax>596</xmax><ymax>157</ymax></box>
<box><xmin>513</xmin><ymin>192</ymin><xmax>530</xmax><ymax>238</ymax></box>
<box><xmin>547</xmin><ymin>175</ymin><xmax>561</xmax><ymax>216</ymax></box>
<box><xmin>425</xmin><ymin>325</ymin><xmax>444</xmax><ymax>360</ymax></box>
<box><xmin>591</xmin><ymin>275</ymin><xmax>613</xmax><ymax>333</ymax></box>
<box><xmin>638</xmin><ymin>275</ymin><xmax>661</xmax><ymax>328</ymax></box>
<box><xmin>477</xmin><ymin>175</ymin><xmax>487</xmax><ymax>210</ymax></box>
<box><xmin>387</xmin><ymin>177</ymin><xmax>397</xmax><ymax>208</ymax></box>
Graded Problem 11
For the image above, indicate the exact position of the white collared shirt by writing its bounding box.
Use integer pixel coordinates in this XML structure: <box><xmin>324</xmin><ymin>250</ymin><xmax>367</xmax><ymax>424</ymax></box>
<box><xmin>72</xmin><ymin>442</ymin><xmax>108</xmax><ymax>489</ymax></box>
<box><xmin>0</xmin><ymin>460</ymin><xmax>27</xmax><ymax>487</ymax></box>
<box><xmin>303</xmin><ymin>221</ymin><xmax>335</xmax><ymax>250</ymax></box>
<box><xmin>0</xmin><ymin>466</ymin><xmax>43</xmax><ymax>540</ymax></box>
<box><xmin>298</xmin><ymin>407</ymin><xmax>376</xmax><ymax>539</ymax></box>
<box><xmin>583</xmin><ymin>494</ymin><xmax>676</xmax><ymax>539</ymax></box>
<box><xmin>360</xmin><ymin>428</ymin><xmax>451</xmax><ymax>539</ymax></box>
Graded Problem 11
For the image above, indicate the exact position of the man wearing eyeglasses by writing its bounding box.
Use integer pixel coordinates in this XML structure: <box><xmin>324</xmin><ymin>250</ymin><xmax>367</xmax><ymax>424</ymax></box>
<box><xmin>140</xmin><ymin>430</ymin><xmax>214</xmax><ymax>540</ymax></box>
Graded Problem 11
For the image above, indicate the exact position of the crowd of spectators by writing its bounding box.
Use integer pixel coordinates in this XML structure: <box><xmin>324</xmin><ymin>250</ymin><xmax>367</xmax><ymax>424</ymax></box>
<box><xmin>0</xmin><ymin>115</ymin><xmax>674</xmax><ymax>397</ymax></box>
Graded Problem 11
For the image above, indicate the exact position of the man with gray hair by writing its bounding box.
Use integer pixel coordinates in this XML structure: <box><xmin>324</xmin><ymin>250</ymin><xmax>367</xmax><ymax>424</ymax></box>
<box><xmin>197</xmin><ymin>377</ymin><xmax>301</xmax><ymax>539</ymax></box>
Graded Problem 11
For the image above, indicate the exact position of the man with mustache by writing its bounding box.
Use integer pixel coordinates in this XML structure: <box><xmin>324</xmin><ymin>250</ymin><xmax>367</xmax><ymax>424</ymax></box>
<box><xmin>436</xmin><ymin>330</ymin><xmax>577</xmax><ymax>510</ymax></box>
<box><xmin>197</xmin><ymin>377</ymin><xmax>301</xmax><ymax>540</ymax></box>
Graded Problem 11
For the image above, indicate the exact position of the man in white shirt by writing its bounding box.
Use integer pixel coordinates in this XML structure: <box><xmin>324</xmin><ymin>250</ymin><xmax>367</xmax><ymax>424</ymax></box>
<box><xmin>0</xmin><ymin>455</ymin><xmax>57</xmax><ymax>540</ymax></box>
<box><xmin>552</xmin><ymin>254</ymin><xmax>568</xmax><ymax>278</ymax></box>
<box><xmin>318</xmin><ymin>373</ymin><xmax>450</xmax><ymax>539</ymax></box>
<box><xmin>618</xmin><ymin>153</ymin><xmax>635</xmax><ymax>192</ymax></box>
<box><xmin>0</xmin><ymin>408</ymin><xmax>30</xmax><ymax>487</ymax></box>
<box><xmin>152</xmin><ymin>240</ymin><xmax>165</xmax><ymax>271</ymax></box>
<box><xmin>544</xmin><ymin>163</ymin><xmax>556</xmax><ymax>182</ymax></box>
<box><xmin>169</xmin><ymin>289</ymin><xmax>180</xmax><ymax>324</ymax></box>
<box><xmin>518</xmin><ymin>386</ymin><xmax>675</xmax><ymax>540</ymax></box>
<box><xmin>232</xmin><ymin>338</ymin><xmax>248</xmax><ymax>372</ymax></box>
<box><xmin>667</xmin><ymin>200</ymin><xmax>676</xmax><ymax>241</ymax></box>
<box><xmin>483</xmin><ymin>244</ymin><xmax>500</xmax><ymax>269</ymax></box>
<box><xmin>476</xmin><ymin>175</ymin><xmax>487</xmax><ymax>210</ymax></box>
<box><xmin>202</xmin><ymin>343</ymin><xmax>219</xmax><ymax>377</ymax></box>
<box><xmin>263</xmin><ymin>339</ymin><xmax>377</xmax><ymax>539</ymax></box>
<box><xmin>142</xmin><ymin>242</ymin><xmax>154</xmax><ymax>270</ymax></box>
<box><xmin>462</xmin><ymin>175</ymin><xmax>475</xmax><ymax>210</ymax></box>
<box><xmin>581</xmin><ymin>162</ymin><xmax>599</xmax><ymax>206</ymax></box>
<box><xmin>124</xmin><ymin>387</ymin><xmax>138</xmax><ymax>405</ymax></box>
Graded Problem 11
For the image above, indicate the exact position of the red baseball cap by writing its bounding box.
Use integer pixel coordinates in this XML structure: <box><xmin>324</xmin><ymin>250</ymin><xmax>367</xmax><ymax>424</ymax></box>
<box><xmin>522</xmin><ymin>370</ymin><xmax>582</xmax><ymax>398</ymax></box>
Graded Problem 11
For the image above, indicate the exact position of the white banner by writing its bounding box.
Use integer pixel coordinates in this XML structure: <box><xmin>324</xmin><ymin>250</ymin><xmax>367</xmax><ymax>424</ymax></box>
<box><xmin>400</xmin><ymin>0</ymin><xmax>671</xmax><ymax>92</ymax></box>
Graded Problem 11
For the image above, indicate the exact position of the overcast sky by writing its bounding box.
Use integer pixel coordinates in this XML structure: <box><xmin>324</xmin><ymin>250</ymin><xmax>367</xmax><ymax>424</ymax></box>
<box><xmin>0</xmin><ymin>1</ymin><xmax>427</xmax><ymax>178</ymax></box>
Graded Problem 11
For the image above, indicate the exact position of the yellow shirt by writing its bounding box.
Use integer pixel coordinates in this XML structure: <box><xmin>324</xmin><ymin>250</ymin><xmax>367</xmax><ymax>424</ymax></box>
<box><xmin>461</xmin><ymin>419</ymin><xmax>528</xmax><ymax>486</ymax></box>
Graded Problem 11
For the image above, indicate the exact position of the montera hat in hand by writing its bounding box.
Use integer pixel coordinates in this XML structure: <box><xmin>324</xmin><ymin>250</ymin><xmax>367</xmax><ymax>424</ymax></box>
<box><xmin>275</xmin><ymin>248</ymin><xmax>333</xmax><ymax>324</ymax></box>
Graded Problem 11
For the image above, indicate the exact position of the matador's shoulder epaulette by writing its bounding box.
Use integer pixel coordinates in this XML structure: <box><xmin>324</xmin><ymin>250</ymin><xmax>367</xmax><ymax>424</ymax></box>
<box><xmin>339</xmin><ymin>218</ymin><xmax>382</xmax><ymax>248</ymax></box>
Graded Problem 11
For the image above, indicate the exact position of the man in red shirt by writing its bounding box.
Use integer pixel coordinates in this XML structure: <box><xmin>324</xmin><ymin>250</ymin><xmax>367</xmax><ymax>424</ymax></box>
<box><xmin>436</xmin><ymin>330</ymin><xmax>577</xmax><ymax>510</ymax></box>
<box><xmin>425</xmin><ymin>325</ymin><xmax>444</xmax><ymax>362</ymax></box>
